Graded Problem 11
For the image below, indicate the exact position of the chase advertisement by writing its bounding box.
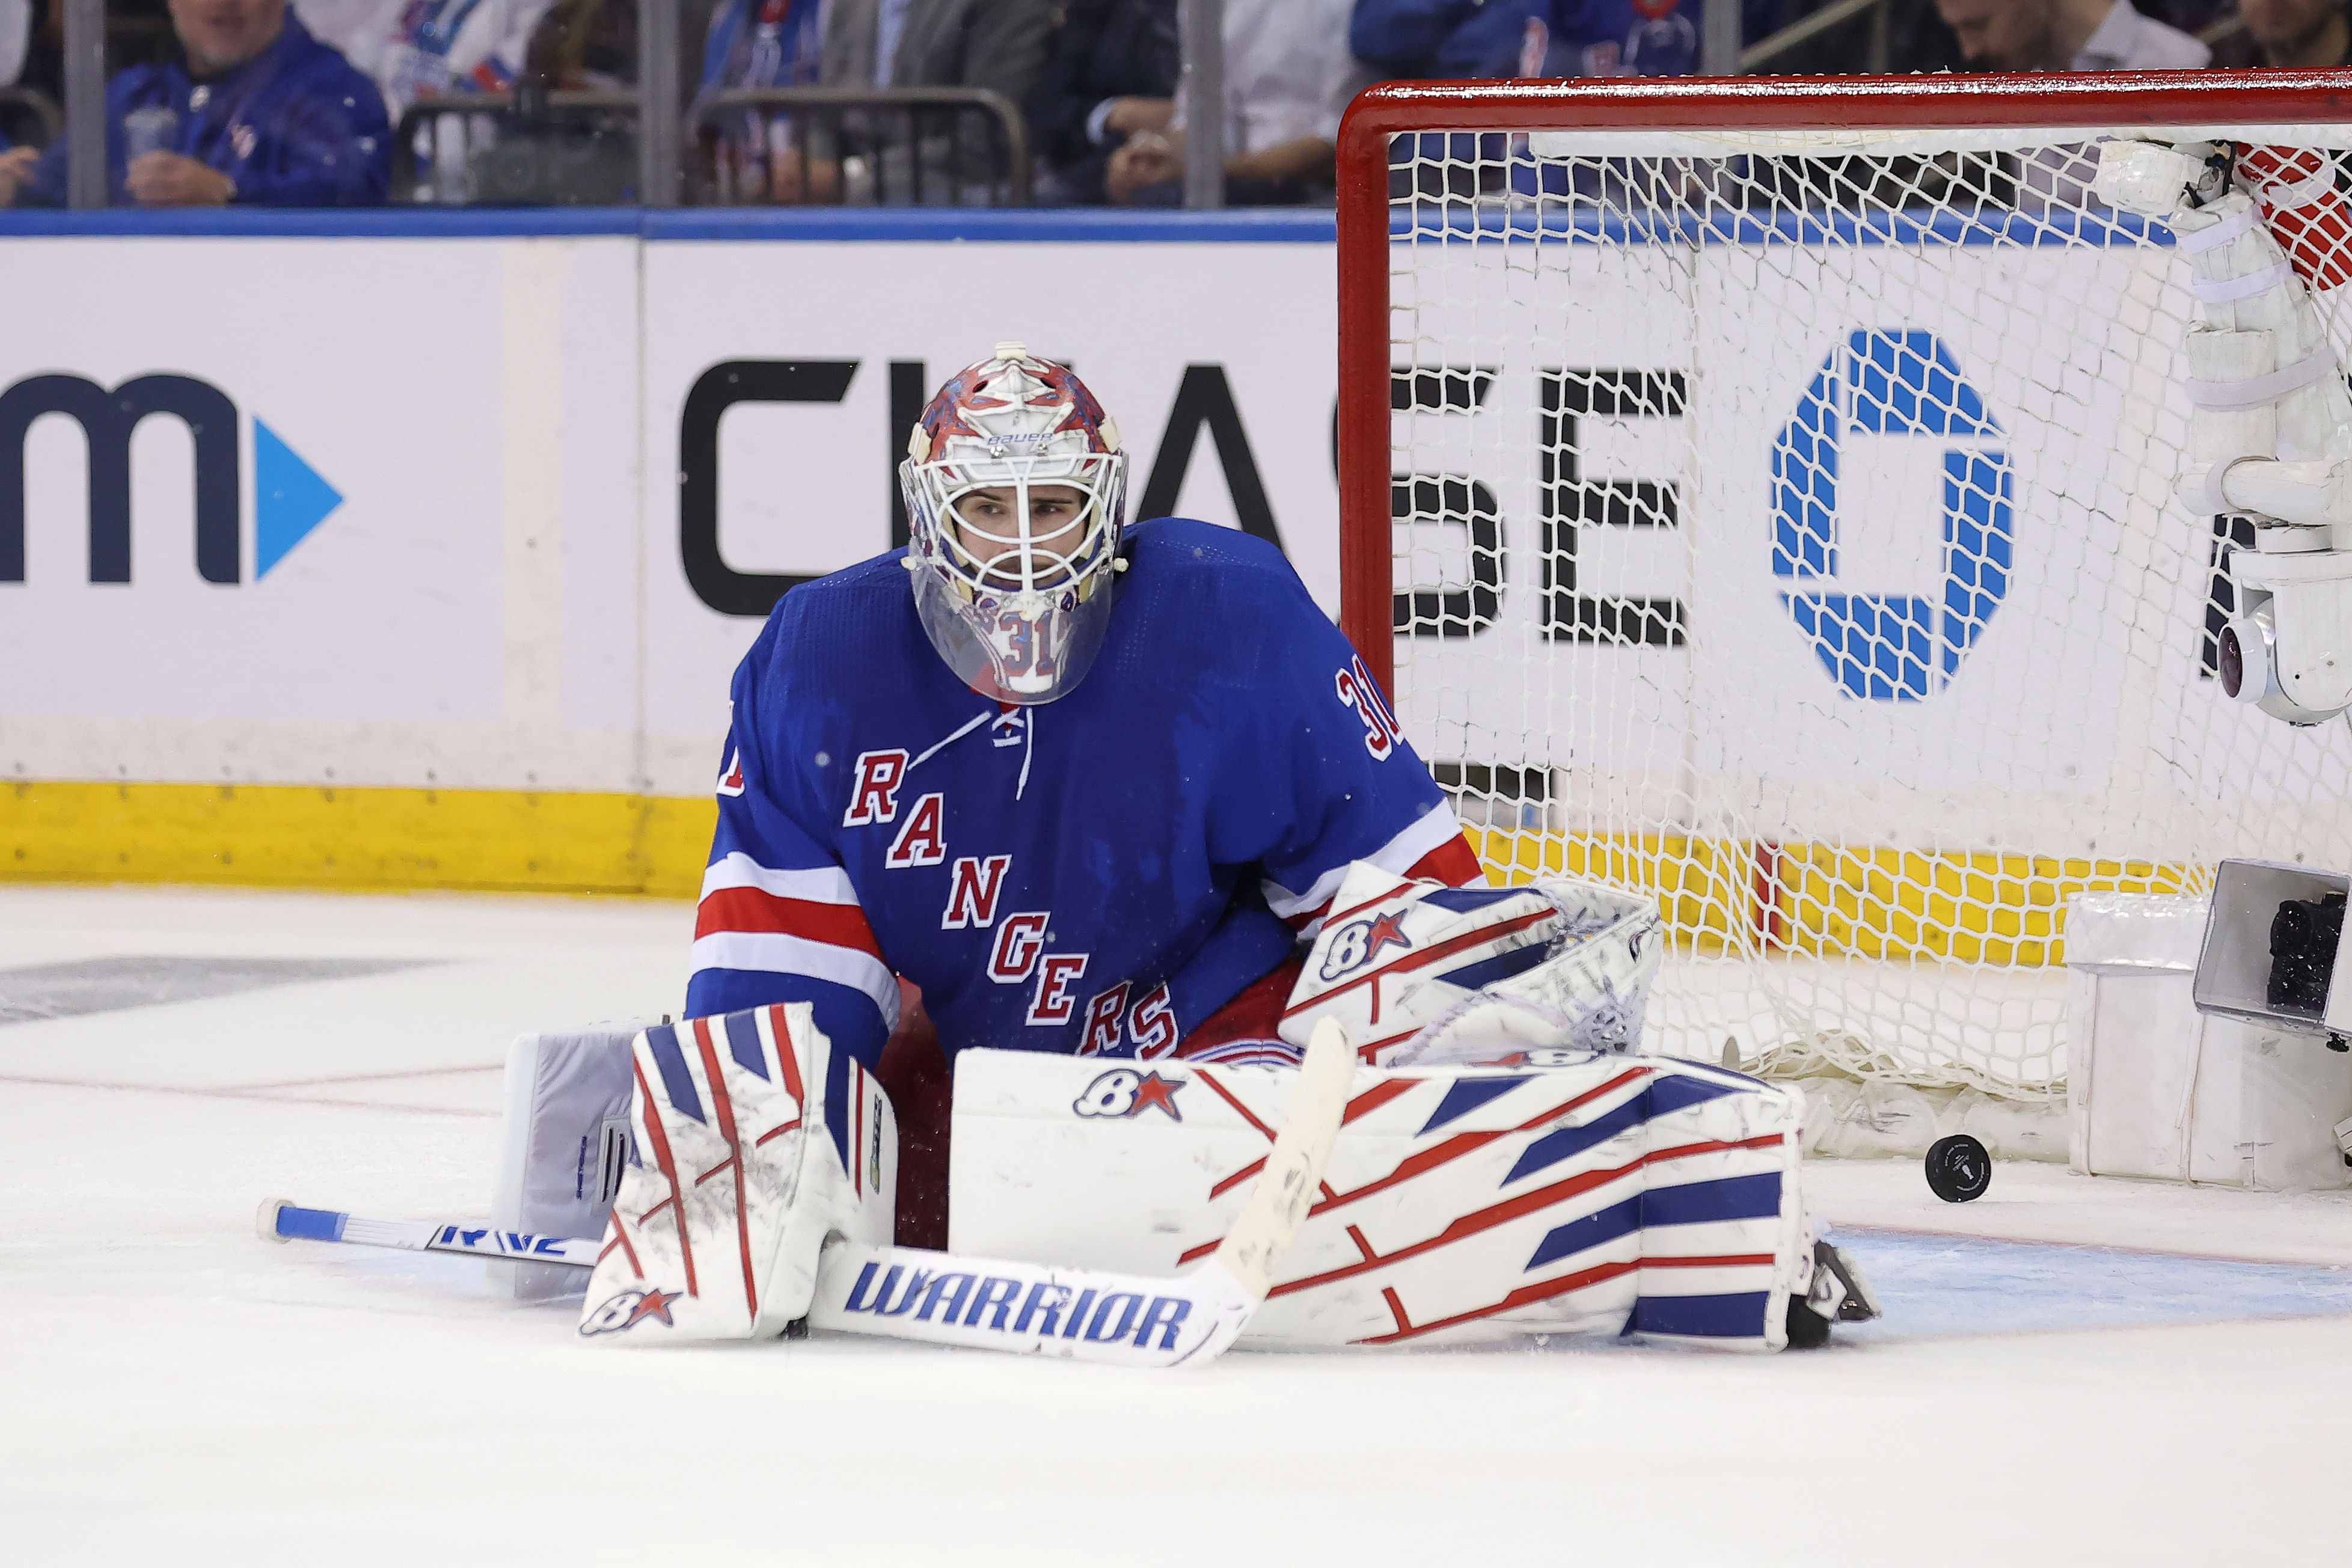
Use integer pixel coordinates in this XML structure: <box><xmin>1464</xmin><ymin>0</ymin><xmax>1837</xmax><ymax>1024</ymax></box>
<box><xmin>5</xmin><ymin>225</ymin><xmax>2338</xmax><ymax>868</ymax></box>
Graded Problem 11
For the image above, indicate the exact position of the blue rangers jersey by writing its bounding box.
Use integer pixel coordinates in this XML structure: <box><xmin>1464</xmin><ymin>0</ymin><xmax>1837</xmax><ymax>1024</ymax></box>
<box><xmin>684</xmin><ymin>517</ymin><xmax>1483</xmax><ymax>1070</ymax></box>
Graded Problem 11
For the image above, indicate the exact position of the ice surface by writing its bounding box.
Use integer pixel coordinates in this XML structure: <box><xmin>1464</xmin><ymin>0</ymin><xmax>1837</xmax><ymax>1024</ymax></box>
<box><xmin>6</xmin><ymin>886</ymin><xmax>2352</xmax><ymax>1564</ymax></box>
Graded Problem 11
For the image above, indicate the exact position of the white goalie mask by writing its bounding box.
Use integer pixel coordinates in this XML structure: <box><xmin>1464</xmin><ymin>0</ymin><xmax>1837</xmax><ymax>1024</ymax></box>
<box><xmin>899</xmin><ymin>342</ymin><xmax>1129</xmax><ymax>705</ymax></box>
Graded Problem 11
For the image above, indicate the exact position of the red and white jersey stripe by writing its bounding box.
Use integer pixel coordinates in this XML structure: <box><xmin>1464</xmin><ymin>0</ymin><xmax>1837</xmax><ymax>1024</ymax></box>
<box><xmin>1261</xmin><ymin>798</ymin><xmax>1484</xmax><ymax>939</ymax></box>
<box><xmin>690</xmin><ymin>852</ymin><xmax>902</xmax><ymax>1031</ymax></box>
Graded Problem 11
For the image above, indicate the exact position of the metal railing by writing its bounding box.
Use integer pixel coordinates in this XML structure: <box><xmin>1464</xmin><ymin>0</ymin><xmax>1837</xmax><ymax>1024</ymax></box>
<box><xmin>690</xmin><ymin>87</ymin><xmax>1031</xmax><ymax>207</ymax></box>
<box><xmin>391</xmin><ymin>85</ymin><xmax>1031</xmax><ymax>208</ymax></box>
<box><xmin>392</xmin><ymin>91</ymin><xmax>642</xmax><ymax>206</ymax></box>
<box><xmin>1180</xmin><ymin>0</ymin><xmax>1223</xmax><ymax>210</ymax></box>
<box><xmin>0</xmin><ymin>87</ymin><xmax>63</xmax><ymax>148</ymax></box>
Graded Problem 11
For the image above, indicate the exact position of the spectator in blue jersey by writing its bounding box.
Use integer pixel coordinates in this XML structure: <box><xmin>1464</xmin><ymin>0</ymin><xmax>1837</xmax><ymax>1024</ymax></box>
<box><xmin>0</xmin><ymin>0</ymin><xmax>390</xmax><ymax>207</ymax></box>
<box><xmin>1350</xmin><ymin>0</ymin><xmax>1545</xmax><ymax>79</ymax></box>
<box><xmin>691</xmin><ymin>0</ymin><xmax>824</xmax><ymax>202</ymax></box>
<box><xmin>1527</xmin><ymin>0</ymin><xmax>1784</xmax><ymax>76</ymax></box>
<box><xmin>1349</xmin><ymin>0</ymin><xmax>1543</xmax><ymax>200</ymax></box>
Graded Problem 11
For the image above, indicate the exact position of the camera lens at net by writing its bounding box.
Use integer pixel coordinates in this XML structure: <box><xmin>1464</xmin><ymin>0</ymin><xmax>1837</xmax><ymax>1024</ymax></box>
<box><xmin>2219</xmin><ymin>624</ymin><xmax>2246</xmax><ymax>699</ymax></box>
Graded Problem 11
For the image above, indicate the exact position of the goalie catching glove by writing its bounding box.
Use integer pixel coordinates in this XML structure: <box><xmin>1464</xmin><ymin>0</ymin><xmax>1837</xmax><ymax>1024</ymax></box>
<box><xmin>1280</xmin><ymin>862</ymin><xmax>1663</xmax><ymax>1065</ymax></box>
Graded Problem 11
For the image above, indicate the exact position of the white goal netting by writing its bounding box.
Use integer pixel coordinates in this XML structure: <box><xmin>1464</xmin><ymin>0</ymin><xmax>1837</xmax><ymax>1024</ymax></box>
<box><xmin>1378</xmin><ymin>117</ymin><xmax>2352</xmax><ymax>1100</ymax></box>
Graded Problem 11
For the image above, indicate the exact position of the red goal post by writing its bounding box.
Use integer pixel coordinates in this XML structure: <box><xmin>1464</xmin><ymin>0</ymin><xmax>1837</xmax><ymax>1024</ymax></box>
<box><xmin>1331</xmin><ymin>74</ymin><xmax>2352</xmax><ymax>1095</ymax></box>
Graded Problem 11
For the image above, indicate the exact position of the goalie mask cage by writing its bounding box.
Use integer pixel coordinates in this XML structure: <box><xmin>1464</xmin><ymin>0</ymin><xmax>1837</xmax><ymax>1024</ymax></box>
<box><xmin>1333</xmin><ymin>73</ymin><xmax>2352</xmax><ymax>1100</ymax></box>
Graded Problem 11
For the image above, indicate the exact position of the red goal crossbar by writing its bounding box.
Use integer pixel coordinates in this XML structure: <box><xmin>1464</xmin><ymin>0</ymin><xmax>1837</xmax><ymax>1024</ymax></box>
<box><xmin>1331</xmin><ymin>69</ymin><xmax>2352</xmax><ymax>697</ymax></box>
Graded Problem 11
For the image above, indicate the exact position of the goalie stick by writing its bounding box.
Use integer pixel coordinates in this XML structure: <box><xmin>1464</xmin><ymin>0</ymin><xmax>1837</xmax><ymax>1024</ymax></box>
<box><xmin>260</xmin><ymin>1018</ymin><xmax>1355</xmax><ymax>1368</ymax></box>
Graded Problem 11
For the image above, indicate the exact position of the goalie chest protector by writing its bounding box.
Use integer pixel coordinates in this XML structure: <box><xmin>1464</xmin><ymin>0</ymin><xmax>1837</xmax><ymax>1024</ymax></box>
<box><xmin>693</xmin><ymin>517</ymin><xmax>1467</xmax><ymax>1064</ymax></box>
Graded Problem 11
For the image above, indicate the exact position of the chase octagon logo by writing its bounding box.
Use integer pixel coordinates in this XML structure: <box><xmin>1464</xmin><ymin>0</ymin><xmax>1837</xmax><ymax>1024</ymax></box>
<box><xmin>1771</xmin><ymin>329</ymin><xmax>2015</xmax><ymax>702</ymax></box>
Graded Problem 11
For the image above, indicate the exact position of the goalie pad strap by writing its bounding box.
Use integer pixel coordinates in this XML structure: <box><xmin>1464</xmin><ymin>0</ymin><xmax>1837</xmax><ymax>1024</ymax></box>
<box><xmin>2193</xmin><ymin>260</ymin><xmax>2297</xmax><ymax>304</ymax></box>
<box><xmin>2202</xmin><ymin>454</ymin><xmax>2270</xmax><ymax>514</ymax></box>
<box><xmin>2188</xmin><ymin>351</ymin><xmax>2338</xmax><ymax>411</ymax></box>
<box><xmin>2175</xmin><ymin>206</ymin><xmax>2261</xmax><ymax>254</ymax></box>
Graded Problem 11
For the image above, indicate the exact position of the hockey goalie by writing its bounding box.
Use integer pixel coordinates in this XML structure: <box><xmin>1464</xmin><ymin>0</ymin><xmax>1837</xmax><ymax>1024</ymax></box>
<box><xmin>501</xmin><ymin>345</ymin><xmax>1879</xmax><ymax>1356</ymax></box>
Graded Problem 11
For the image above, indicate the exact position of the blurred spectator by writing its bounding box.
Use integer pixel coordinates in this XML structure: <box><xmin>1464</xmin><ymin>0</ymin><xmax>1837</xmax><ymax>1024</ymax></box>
<box><xmin>0</xmin><ymin>0</ymin><xmax>391</xmax><ymax>205</ymax></box>
<box><xmin>823</xmin><ymin>0</ymin><xmax>1058</xmax><ymax>100</ymax></box>
<box><xmin>693</xmin><ymin>0</ymin><xmax>823</xmax><ymax>200</ymax></box>
<box><xmin>1352</xmin><ymin>0</ymin><xmax>1543</xmax><ymax>79</ymax></box>
<box><xmin>2210</xmin><ymin>0</ymin><xmax>2351</xmax><ymax>64</ymax></box>
<box><xmin>1932</xmin><ymin>0</ymin><xmax>2210</xmax><ymax>67</ymax></box>
<box><xmin>1525</xmin><ymin>0</ymin><xmax>1782</xmax><ymax>75</ymax></box>
<box><xmin>525</xmin><ymin>0</ymin><xmax>639</xmax><ymax>88</ymax></box>
<box><xmin>816</xmin><ymin>0</ymin><xmax>1059</xmax><ymax>202</ymax></box>
<box><xmin>1104</xmin><ymin>0</ymin><xmax>1370</xmax><ymax>205</ymax></box>
<box><xmin>1027</xmin><ymin>0</ymin><xmax>1178</xmax><ymax>203</ymax></box>
<box><xmin>700</xmin><ymin>0</ymin><xmax>1056</xmax><ymax>204</ymax></box>
<box><xmin>1747</xmin><ymin>0</ymin><xmax>1968</xmax><ymax>72</ymax></box>
<box><xmin>301</xmin><ymin>0</ymin><xmax>556</xmax><ymax>115</ymax></box>
<box><xmin>1</xmin><ymin>0</ymin><xmax>29</xmax><ymax>87</ymax></box>
<box><xmin>11</xmin><ymin>0</ymin><xmax>62</xmax><ymax>105</ymax></box>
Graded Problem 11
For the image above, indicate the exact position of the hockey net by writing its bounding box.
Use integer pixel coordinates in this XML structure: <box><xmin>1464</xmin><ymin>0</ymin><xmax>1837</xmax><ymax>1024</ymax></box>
<box><xmin>1334</xmin><ymin>76</ymin><xmax>2352</xmax><ymax>1101</ymax></box>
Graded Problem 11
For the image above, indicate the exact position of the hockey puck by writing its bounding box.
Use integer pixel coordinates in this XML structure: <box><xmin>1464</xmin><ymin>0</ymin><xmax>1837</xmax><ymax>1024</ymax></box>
<box><xmin>1925</xmin><ymin>1135</ymin><xmax>1991</xmax><ymax>1203</ymax></box>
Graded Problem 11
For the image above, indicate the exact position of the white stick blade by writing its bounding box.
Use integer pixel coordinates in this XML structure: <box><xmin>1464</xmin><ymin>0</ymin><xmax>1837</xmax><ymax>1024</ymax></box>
<box><xmin>1210</xmin><ymin>1017</ymin><xmax>1354</xmax><ymax>1300</ymax></box>
<box><xmin>807</xmin><ymin>1243</ymin><xmax>1254</xmax><ymax>1367</ymax></box>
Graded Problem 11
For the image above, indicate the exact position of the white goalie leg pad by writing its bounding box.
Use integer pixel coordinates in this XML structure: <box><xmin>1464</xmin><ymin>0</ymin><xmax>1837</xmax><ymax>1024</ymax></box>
<box><xmin>1278</xmin><ymin>860</ymin><xmax>1662</xmax><ymax>1065</ymax></box>
<box><xmin>952</xmin><ymin>1047</ymin><xmax>1809</xmax><ymax>1351</ymax></box>
<box><xmin>492</xmin><ymin>1025</ymin><xmax>644</xmax><ymax>1301</ymax></box>
<box><xmin>580</xmin><ymin>1003</ymin><xmax>896</xmax><ymax>1343</ymax></box>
